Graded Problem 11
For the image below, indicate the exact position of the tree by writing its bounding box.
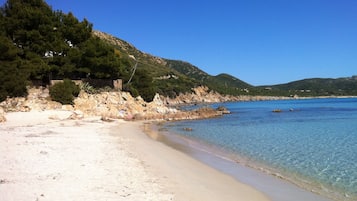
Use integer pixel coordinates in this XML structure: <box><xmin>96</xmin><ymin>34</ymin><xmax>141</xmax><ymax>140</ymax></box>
<box><xmin>130</xmin><ymin>68</ymin><xmax>156</xmax><ymax>102</ymax></box>
<box><xmin>78</xmin><ymin>37</ymin><xmax>122</xmax><ymax>79</ymax></box>
<box><xmin>0</xmin><ymin>0</ymin><xmax>145</xmax><ymax>101</ymax></box>
<box><xmin>0</xmin><ymin>35</ymin><xmax>28</xmax><ymax>101</ymax></box>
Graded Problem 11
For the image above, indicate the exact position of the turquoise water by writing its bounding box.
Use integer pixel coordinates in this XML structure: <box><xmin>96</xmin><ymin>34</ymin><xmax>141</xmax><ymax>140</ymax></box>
<box><xmin>164</xmin><ymin>98</ymin><xmax>357</xmax><ymax>201</ymax></box>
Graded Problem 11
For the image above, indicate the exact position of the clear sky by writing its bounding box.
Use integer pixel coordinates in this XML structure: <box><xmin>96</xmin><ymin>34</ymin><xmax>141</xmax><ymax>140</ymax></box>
<box><xmin>3</xmin><ymin>0</ymin><xmax>357</xmax><ymax>85</ymax></box>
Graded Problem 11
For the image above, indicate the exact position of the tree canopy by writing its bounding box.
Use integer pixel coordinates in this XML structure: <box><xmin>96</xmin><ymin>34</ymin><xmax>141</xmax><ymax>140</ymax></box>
<box><xmin>0</xmin><ymin>0</ymin><xmax>136</xmax><ymax>101</ymax></box>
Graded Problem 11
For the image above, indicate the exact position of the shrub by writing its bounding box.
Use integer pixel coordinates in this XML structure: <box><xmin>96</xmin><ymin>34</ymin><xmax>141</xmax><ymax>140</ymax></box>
<box><xmin>79</xmin><ymin>82</ymin><xmax>96</xmax><ymax>94</ymax></box>
<box><xmin>49</xmin><ymin>79</ymin><xmax>80</xmax><ymax>105</ymax></box>
<box><xmin>123</xmin><ymin>84</ymin><xmax>139</xmax><ymax>98</ymax></box>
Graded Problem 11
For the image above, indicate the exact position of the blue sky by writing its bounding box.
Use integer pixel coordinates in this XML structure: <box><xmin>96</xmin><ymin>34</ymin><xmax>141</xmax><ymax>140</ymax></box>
<box><xmin>3</xmin><ymin>0</ymin><xmax>357</xmax><ymax>85</ymax></box>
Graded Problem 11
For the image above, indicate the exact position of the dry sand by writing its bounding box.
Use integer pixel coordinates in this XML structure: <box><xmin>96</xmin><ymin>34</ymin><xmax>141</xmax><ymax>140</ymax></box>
<box><xmin>0</xmin><ymin>110</ymin><xmax>269</xmax><ymax>201</ymax></box>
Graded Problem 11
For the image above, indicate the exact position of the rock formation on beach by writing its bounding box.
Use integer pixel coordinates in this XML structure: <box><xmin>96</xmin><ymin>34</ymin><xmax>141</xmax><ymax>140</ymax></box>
<box><xmin>161</xmin><ymin>85</ymin><xmax>292</xmax><ymax>105</ymax></box>
<box><xmin>0</xmin><ymin>83</ymin><xmax>301</xmax><ymax>122</ymax></box>
<box><xmin>0</xmin><ymin>107</ymin><xmax>6</xmax><ymax>122</ymax></box>
<box><xmin>0</xmin><ymin>87</ymin><xmax>229</xmax><ymax>121</ymax></box>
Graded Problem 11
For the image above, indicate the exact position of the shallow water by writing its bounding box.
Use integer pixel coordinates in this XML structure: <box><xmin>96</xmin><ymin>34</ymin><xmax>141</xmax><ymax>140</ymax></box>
<box><xmin>164</xmin><ymin>98</ymin><xmax>357</xmax><ymax>201</ymax></box>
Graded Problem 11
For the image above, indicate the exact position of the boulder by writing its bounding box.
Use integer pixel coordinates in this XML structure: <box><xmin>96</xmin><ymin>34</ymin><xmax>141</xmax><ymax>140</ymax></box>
<box><xmin>62</xmin><ymin>104</ymin><xmax>74</xmax><ymax>111</ymax></box>
<box><xmin>216</xmin><ymin>106</ymin><xmax>231</xmax><ymax>114</ymax></box>
<box><xmin>68</xmin><ymin>110</ymin><xmax>84</xmax><ymax>120</ymax></box>
<box><xmin>0</xmin><ymin>107</ymin><xmax>6</xmax><ymax>122</ymax></box>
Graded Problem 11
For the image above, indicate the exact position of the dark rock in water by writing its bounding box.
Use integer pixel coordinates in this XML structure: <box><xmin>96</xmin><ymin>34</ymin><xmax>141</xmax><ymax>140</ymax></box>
<box><xmin>216</xmin><ymin>106</ymin><xmax>231</xmax><ymax>114</ymax></box>
<box><xmin>183</xmin><ymin>127</ymin><xmax>193</xmax><ymax>131</ymax></box>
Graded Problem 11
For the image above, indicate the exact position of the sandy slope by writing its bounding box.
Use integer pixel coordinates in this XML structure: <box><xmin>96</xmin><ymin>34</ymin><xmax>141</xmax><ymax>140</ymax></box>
<box><xmin>0</xmin><ymin>111</ymin><xmax>269</xmax><ymax>201</ymax></box>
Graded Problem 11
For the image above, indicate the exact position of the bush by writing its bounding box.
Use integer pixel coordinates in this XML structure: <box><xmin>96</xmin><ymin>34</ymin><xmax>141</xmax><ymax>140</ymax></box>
<box><xmin>49</xmin><ymin>79</ymin><xmax>80</xmax><ymax>105</ymax></box>
<box><xmin>123</xmin><ymin>84</ymin><xmax>139</xmax><ymax>98</ymax></box>
<box><xmin>79</xmin><ymin>82</ymin><xmax>96</xmax><ymax>94</ymax></box>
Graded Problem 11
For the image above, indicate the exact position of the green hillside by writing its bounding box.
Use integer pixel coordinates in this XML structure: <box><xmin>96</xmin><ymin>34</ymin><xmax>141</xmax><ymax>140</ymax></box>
<box><xmin>164</xmin><ymin>60</ymin><xmax>252</xmax><ymax>95</ymax></box>
<box><xmin>208</xmin><ymin>73</ymin><xmax>252</xmax><ymax>94</ymax></box>
<box><xmin>95</xmin><ymin>32</ymin><xmax>253</xmax><ymax>97</ymax></box>
<box><xmin>266</xmin><ymin>77</ymin><xmax>357</xmax><ymax>96</ymax></box>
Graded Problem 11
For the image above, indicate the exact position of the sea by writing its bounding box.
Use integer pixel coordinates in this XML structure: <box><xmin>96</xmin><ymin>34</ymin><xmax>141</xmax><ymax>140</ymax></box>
<box><xmin>161</xmin><ymin>98</ymin><xmax>357</xmax><ymax>201</ymax></box>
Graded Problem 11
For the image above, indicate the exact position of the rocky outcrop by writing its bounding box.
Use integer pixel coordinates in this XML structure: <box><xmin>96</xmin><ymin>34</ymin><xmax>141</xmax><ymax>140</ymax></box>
<box><xmin>73</xmin><ymin>91</ymin><xmax>177</xmax><ymax>120</ymax></box>
<box><xmin>73</xmin><ymin>91</ymin><xmax>232</xmax><ymax>120</ymax></box>
<box><xmin>162</xmin><ymin>86</ymin><xmax>293</xmax><ymax>105</ymax></box>
<box><xmin>0</xmin><ymin>87</ymin><xmax>230</xmax><ymax>121</ymax></box>
<box><xmin>161</xmin><ymin>86</ymin><xmax>227</xmax><ymax>105</ymax></box>
<box><xmin>0</xmin><ymin>85</ymin><xmax>292</xmax><ymax>121</ymax></box>
<box><xmin>0</xmin><ymin>87</ymin><xmax>62</xmax><ymax>112</ymax></box>
<box><xmin>0</xmin><ymin>107</ymin><xmax>6</xmax><ymax>122</ymax></box>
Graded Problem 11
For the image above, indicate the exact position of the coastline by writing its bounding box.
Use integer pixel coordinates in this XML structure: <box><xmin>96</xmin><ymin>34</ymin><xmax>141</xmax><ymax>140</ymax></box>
<box><xmin>116</xmin><ymin>121</ymin><xmax>270</xmax><ymax>201</ymax></box>
<box><xmin>0</xmin><ymin>110</ymin><xmax>269</xmax><ymax>201</ymax></box>
<box><xmin>150</xmin><ymin>122</ymin><xmax>335</xmax><ymax>201</ymax></box>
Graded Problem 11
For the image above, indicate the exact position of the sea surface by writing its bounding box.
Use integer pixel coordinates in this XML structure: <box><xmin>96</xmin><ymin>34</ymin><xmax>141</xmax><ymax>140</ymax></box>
<box><xmin>163</xmin><ymin>98</ymin><xmax>357</xmax><ymax>201</ymax></box>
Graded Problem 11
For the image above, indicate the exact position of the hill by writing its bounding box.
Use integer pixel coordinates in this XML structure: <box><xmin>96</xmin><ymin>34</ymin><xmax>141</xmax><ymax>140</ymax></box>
<box><xmin>94</xmin><ymin>31</ymin><xmax>357</xmax><ymax>97</ymax></box>
<box><xmin>257</xmin><ymin>76</ymin><xmax>357</xmax><ymax>96</ymax></box>
<box><xmin>91</xmin><ymin>30</ymin><xmax>357</xmax><ymax>98</ymax></box>
<box><xmin>95</xmin><ymin>31</ymin><xmax>253</xmax><ymax>97</ymax></box>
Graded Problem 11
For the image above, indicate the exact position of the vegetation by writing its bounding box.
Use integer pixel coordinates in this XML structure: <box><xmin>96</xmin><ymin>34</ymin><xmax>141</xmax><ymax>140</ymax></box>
<box><xmin>263</xmin><ymin>77</ymin><xmax>357</xmax><ymax>97</ymax></box>
<box><xmin>0</xmin><ymin>0</ymin><xmax>135</xmax><ymax>101</ymax></box>
<box><xmin>97</xmin><ymin>32</ymin><xmax>197</xmax><ymax>98</ymax></box>
<box><xmin>49</xmin><ymin>79</ymin><xmax>80</xmax><ymax>104</ymax></box>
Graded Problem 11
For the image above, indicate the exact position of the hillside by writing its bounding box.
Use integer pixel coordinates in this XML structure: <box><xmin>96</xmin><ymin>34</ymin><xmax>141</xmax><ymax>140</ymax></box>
<box><xmin>94</xmin><ymin>31</ymin><xmax>253</xmax><ymax>97</ymax></box>
<box><xmin>90</xmin><ymin>31</ymin><xmax>357</xmax><ymax>98</ymax></box>
<box><xmin>93</xmin><ymin>31</ymin><xmax>357</xmax><ymax>97</ymax></box>
<box><xmin>266</xmin><ymin>77</ymin><xmax>357</xmax><ymax>96</ymax></box>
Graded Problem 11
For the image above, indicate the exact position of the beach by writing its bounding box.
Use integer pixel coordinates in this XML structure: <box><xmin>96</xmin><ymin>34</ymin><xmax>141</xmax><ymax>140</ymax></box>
<box><xmin>0</xmin><ymin>110</ymin><xmax>269</xmax><ymax>201</ymax></box>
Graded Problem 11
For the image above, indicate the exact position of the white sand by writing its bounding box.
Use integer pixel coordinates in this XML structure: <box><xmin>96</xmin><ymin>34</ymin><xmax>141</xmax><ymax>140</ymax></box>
<box><xmin>0</xmin><ymin>111</ymin><xmax>269</xmax><ymax>201</ymax></box>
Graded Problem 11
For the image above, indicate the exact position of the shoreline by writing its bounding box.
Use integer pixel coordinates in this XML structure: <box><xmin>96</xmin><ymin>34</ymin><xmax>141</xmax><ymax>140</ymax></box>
<box><xmin>149</xmin><ymin>122</ymin><xmax>335</xmax><ymax>201</ymax></box>
<box><xmin>117</xmin><ymin>121</ymin><xmax>271</xmax><ymax>201</ymax></box>
<box><xmin>0</xmin><ymin>110</ymin><xmax>269</xmax><ymax>201</ymax></box>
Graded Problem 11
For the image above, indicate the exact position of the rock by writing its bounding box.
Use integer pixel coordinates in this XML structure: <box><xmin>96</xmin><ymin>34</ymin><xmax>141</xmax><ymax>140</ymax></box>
<box><xmin>62</xmin><ymin>104</ymin><xmax>74</xmax><ymax>111</ymax></box>
<box><xmin>216</xmin><ymin>106</ymin><xmax>231</xmax><ymax>114</ymax></box>
<box><xmin>68</xmin><ymin>110</ymin><xmax>84</xmax><ymax>120</ymax></box>
<box><xmin>101</xmin><ymin>116</ymin><xmax>115</xmax><ymax>122</ymax></box>
<box><xmin>2</xmin><ymin>86</ymin><xmax>231</xmax><ymax>121</ymax></box>
<box><xmin>183</xmin><ymin>127</ymin><xmax>193</xmax><ymax>131</ymax></box>
<box><xmin>74</xmin><ymin>94</ymin><xmax>97</xmax><ymax>115</ymax></box>
<box><xmin>0</xmin><ymin>107</ymin><xmax>6</xmax><ymax>122</ymax></box>
<box><xmin>45</xmin><ymin>101</ymin><xmax>62</xmax><ymax>110</ymax></box>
